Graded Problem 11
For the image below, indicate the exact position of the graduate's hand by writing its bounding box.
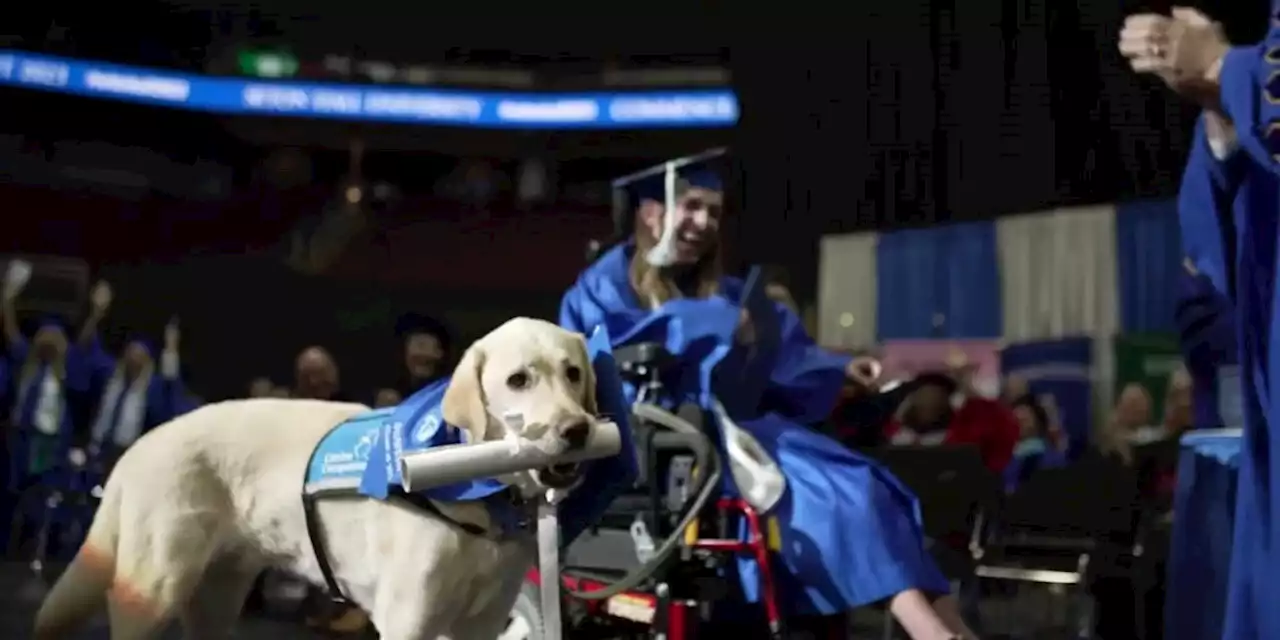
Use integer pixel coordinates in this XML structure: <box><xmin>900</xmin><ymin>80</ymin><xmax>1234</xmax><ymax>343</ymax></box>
<box><xmin>1119</xmin><ymin>8</ymin><xmax>1228</xmax><ymax>109</ymax></box>
<box><xmin>164</xmin><ymin>317</ymin><xmax>180</xmax><ymax>351</ymax></box>
<box><xmin>89</xmin><ymin>281</ymin><xmax>113</xmax><ymax>316</ymax></box>
<box><xmin>845</xmin><ymin>356</ymin><xmax>882</xmax><ymax>388</ymax></box>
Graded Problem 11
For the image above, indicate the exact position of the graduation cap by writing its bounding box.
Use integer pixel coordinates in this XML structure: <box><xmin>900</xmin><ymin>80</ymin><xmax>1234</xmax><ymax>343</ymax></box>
<box><xmin>395</xmin><ymin>313</ymin><xmax>452</xmax><ymax>351</ymax></box>
<box><xmin>609</xmin><ymin>147</ymin><xmax>729</xmax><ymax>267</ymax></box>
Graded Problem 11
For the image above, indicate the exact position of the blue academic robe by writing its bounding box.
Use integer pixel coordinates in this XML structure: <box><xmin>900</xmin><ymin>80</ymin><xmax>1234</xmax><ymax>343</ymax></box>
<box><xmin>1175</xmin><ymin>270</ymin><xmax>1240</xmax><ymax>430</ymax></box>
<box><xmin>1178</xmin><ymin>43</ymin><xmax>1280</xmax><ymax>638</ymax></box>
<box><xmin>6</xmin><ymin>336</ymin><xmax>113</xmax><ymax>488</ymax></box>
<box><xmin>560</xmin><ymin>243</ymin><xmax>950</xmax><ymax>614</ymax></box>
<box><xmin>90</xmin><ymin>366</ymin><xmax>198</xmax><ymax>462</ymax></box>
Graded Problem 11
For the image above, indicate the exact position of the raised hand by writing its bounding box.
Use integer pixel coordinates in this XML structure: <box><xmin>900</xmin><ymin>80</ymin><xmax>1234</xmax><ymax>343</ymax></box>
<box><xmin>89</xmin><ymin>281</ymin><xmax>113</xmax><ymax>315</ymax></box>
<box><xmin>165</xmin><ymin>317</ymin><xmax>180</xmax><ymax>350</ymax></box>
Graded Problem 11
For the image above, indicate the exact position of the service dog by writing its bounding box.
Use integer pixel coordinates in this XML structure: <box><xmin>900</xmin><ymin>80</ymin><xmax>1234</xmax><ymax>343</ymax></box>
<box><xmin>34</xmin><ymin>317</ymin><xmax>600</xmax><ymax>640</ymax></box>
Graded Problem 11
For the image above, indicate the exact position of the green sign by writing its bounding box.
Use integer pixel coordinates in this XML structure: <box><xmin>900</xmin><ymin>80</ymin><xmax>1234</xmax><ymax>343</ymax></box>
<box><xmin>237</xmin><ymin>49</ymin><xmax>299</xmax><ymax>79</ymax></box>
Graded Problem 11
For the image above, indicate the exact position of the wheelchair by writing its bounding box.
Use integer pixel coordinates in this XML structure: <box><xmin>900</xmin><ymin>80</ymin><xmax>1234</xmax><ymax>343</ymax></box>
<box><xmin>516</xmin><ymin>341</ymin><xmax>805</xmax><ymax>640</ymax></box>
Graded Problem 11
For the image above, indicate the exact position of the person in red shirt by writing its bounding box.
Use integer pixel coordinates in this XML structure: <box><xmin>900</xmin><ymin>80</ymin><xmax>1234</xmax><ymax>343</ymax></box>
<box><xmin>885</xmin><ymin>370</ymin><xmax>1021</xmax><ymax>472</ymax></box>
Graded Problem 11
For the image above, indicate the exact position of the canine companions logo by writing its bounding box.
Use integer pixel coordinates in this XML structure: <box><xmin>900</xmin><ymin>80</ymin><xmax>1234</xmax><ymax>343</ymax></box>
<box><xmin>321</xmin><ymin>426</ymin><xmax>379</xmax><ymax>475</ymax></box>
<box><xmin>413</xmin><ymin>412</ymin><xmax>442</xmax><ymax>444</ymax></box>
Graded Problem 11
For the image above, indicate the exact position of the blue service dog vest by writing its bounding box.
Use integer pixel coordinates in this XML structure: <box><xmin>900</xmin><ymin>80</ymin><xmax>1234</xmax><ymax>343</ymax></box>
<box><xmin>298</xmin><ymin>327</ymin><xmax>639</xmax><ymax>602</ymax></box>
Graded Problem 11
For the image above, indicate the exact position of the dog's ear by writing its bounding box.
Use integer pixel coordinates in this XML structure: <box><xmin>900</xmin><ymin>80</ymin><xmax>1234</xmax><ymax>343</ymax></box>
<box><xmin>442</xmin><ymin>343</ymin><xmax>490</xmax><ymax>443</ymax></box>
<box><xmin>575</xmin><ymin>334</ymin><xmax>599</xmax><ymax>416</ymax></box>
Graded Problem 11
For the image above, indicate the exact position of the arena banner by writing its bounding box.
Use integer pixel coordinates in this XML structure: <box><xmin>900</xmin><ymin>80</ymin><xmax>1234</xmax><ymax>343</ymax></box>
<box><xmin>1113</xmin><ymin>332</ymin><xmax>1183</xmax><ymax>418</ymax></box>
<box><xmin>880</xmin><ymin>340</ymin><xmax>1002</xmax><ymax>398</ymax></box>
<box><xmin>0</xmin><ymin>50</ymin><xmax>739</xmax><ymax>129</ymax></box>
<box><xmin>1000</xmin><ymin>337</ymin><xmax>1094</xmax><ymax>450</ymax></box>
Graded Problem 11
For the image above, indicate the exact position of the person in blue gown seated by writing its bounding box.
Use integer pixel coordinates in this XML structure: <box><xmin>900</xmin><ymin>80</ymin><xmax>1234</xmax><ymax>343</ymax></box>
<box><xmin>2</xmin><ymin>281</ymin><xmax>116</xmax><ymax>490</ymax></box>
<box><xmin>559</xmin><ymin>160</ymin><xmax>978</xmax><ymax>639</ymax></box>
<box><xmin>87</xmin><ymin>318</ymin><xmax>196</xmax><ymax>471</ymax></box>
<box><xmin>1003</xmin><ymin>394</ymin><xmax>1066</xmax><ymax>492</ymax></box>
<box><xmin>1121</xmin><ymin>8</ymin><xmax>1274</xmax><ymax>638</ymax></box>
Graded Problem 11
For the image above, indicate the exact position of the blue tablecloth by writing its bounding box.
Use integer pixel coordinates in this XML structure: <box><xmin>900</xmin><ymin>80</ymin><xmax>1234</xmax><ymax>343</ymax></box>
<box><xmin>1165</xmin><ymin>429</ymin><xmax>1242</xmax><ymax>640</ymax></box>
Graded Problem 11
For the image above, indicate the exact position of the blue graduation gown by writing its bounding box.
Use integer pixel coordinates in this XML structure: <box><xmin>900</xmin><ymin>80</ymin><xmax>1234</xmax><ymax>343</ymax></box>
<box><xmin>6</xmin><ymin>336</ymin><xmax>113</xmax><ymax>486</ymax></box>
<box><xmin>1174</xmin><ymin>270</ymin><xmax>1239</xmax><ymax>430</ymax></box>
<box><xmin>91</xmin><ymin>368</ymin><xmax>198</xmax><ymax>458</ymax></box>
<box><xmin>560</xmin><ymin>243</ymin><xmax>950</xmax><ymax>614</ymax></box>
<box><xmin>1180</xmin><ymin>45</ymin><xmax>1280</xmax><ymax>638</ymax></box>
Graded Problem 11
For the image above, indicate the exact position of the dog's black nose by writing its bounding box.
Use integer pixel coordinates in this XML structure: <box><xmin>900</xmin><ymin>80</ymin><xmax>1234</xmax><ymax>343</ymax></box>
<box><xmin>561</xmin><ymin>420</ymin><xmax>590</xmax><ymax>450</ymax></box>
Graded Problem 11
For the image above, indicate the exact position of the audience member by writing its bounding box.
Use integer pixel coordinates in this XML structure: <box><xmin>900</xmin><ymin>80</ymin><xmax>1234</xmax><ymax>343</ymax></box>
<box><xmin>3</xmin><ymin>280</ymin><xmax>113</xmax><ymax>486</ymax></box>
<box><xmin>248</xmin><ymin>376</ymin><xmax>275</xmax><ymax>398</ymax></box>
<box><xmin>87</xmin><ymin>318</ymin><xmax>195</xmax><ymax>470</ymax></box>
<box><xmin>885</xmin><ymin>370</ymin><xmax>1020</xmax><ymax>472</ymax></box>
<box><xmin>382</xmin><ymin>313</ymin><xmax>450</xmax><ymax>400</ymax></box>
<box><xmin>1003</xmin><ymin>394</ymin><xmax>1067</xmax><ymax>490</ymax></box>
<box><xmin>1099</xmin><ymin>383</ymin><xmax>1157</xmax><ymax>465</ymax></box>
<box><xmin>294</xmin><ymin>346</ymin><xmax>343</xmax><ymax>401</ymax></box>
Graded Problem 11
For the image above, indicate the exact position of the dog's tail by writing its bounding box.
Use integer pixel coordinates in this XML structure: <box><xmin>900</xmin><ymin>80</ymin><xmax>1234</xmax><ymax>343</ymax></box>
<box><xmin>32</xmin><ymin>477</ymin><xmax>123</xmax><ymax>639</ymax></box>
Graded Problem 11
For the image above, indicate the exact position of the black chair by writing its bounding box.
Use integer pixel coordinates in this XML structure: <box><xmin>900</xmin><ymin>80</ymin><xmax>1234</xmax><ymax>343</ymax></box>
<box><xmin>869</xmin><ymin>445</ymin><xmax>999</xmax><ymax>574</ymax></box>
<box><xmin>975</xmin><ymin>453</ymin><xmax>1142</xmax><ymax>637</ymax></box>
<box><xmin>870</xmin><ymin>445</ymin><xmax>999</xmax><ymax>637</ymax></box>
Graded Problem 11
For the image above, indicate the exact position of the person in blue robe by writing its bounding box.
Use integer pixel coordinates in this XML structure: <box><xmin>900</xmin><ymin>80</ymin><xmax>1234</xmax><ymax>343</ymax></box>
<box><xmin>559</xmin><ymin>157</ymin><xmax>976</xmax><ymax>638</ymax></box>
<box><xmin>87</xmin><ymin>322</ymin><xmax>196</xmax><ymax>471</ymax></box>
<box><xmin>1002</xmin><ymin>394</ymin><xmax>1066</xmax><ymax>492</ymax></box>
<box><xmin>2</xmin><ymin>305</ymin><xmax>113</xmax><ymax>488</ymax></box>
<box><xmin>1122</xmin><ymin>8</ymin><xmax>1278</xmax><ymax>638</ymax></box>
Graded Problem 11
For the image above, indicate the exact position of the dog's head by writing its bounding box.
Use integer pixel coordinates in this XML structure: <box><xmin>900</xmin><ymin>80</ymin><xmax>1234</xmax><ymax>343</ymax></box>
<box><xmin>441</xmin><ymin>317</ymin><xmax>599</xmax><ymax>497</ymax></box>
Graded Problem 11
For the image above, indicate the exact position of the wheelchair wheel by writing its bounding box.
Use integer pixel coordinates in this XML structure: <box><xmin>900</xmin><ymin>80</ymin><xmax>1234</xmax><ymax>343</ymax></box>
<box><xmin>500</xmin><ymin>582</ymin><xmax>544</xmax><ymax>640</ymax></box>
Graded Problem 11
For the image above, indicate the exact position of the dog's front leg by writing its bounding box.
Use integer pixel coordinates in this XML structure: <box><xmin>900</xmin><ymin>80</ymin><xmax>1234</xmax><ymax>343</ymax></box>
<box><xmin>367</xmin><ymin>554</ymin><xmax>462</xmax><ymax>640</ymax></box>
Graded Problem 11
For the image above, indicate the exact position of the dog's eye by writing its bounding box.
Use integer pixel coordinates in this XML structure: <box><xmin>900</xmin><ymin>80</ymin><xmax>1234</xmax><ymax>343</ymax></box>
<box><xmin>506</xmin><ymin>371</ymin><xmax>531</xmax><ymax>390</ymax></box>
<box><xmin>565</xmin><ymin>365</ymin><xmax>583</xmax><ymax>384</ymax></box>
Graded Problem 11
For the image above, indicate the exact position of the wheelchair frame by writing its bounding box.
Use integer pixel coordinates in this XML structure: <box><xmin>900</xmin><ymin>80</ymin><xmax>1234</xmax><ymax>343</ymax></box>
<box><xmin>521</xmin><ymin>341</ymin><xmax>807</xmax><ymax>640</ymax></box>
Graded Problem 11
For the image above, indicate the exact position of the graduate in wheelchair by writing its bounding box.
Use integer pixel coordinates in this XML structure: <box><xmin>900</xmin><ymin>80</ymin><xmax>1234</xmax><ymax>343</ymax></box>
<box><xmin>559</xmin><ymin>151</ymin><xmax>978</xmax><ymax>639</ymax></box>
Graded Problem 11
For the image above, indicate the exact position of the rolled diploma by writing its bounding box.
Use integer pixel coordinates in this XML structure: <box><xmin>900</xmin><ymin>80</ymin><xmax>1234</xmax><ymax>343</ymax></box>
<box><xmin>399</xmin><ymin>420</ymin><xmax>622</xmax><ymax>492</ymax></box>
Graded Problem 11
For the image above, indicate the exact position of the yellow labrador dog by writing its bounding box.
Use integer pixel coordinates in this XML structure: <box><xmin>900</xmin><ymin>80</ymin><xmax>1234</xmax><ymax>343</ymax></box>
<box><xmin>34</xmin><ymin>317</ymin><xmax>599</xmax><ymax>640</ymax></box>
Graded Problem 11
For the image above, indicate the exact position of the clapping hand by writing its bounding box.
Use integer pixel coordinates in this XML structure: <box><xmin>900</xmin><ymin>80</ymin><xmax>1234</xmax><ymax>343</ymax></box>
<box><xmin>845</xmin><ymin>356</ymin><xmax>882</xmax><ymax>388</ymax></box>
<box><xmin>1118</xmin><ymin>7</ymin><xmax>1229</xmax><ymax>109</ymax></box>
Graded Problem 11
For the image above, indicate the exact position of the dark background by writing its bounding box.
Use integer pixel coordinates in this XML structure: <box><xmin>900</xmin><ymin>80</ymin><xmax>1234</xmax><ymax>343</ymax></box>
<box><xmin>0</xmin><ymin>0</ymin><xmax>1271</xmax><ymax>400</ymax></box>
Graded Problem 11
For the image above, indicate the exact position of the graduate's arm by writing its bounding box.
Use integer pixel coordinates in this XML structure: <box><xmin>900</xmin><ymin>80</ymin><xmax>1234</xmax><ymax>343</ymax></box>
<box><xmin>768</xmin><ymin>303</ymin><xmax>854</xmax><ymax>423</ymax></box>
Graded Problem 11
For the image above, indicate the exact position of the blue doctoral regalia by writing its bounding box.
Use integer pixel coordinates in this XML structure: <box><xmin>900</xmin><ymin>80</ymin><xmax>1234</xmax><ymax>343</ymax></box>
<box><xmin>347</xmin><ymin>327</ymin><xmax>637</xmax><ymax>547</ymax></box>
<box><xmin>1177</xmin><ymin>32</ymin><xmax>1280</xmax><ymax>638</ymax></box>
<box><xmin>560</xmin><ymin>242</ymin><xmax>950</xmax><ymax>614</ymax></box>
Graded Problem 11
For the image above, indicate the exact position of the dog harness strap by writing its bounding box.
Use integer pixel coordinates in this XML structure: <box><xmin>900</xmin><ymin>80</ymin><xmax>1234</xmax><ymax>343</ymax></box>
<box><xmin>301</xmin><ymin>491</ymin><xmax>349</xmax><ymax>603</ymax></box>
<box><xmin>301</xmin><ymin>425</ymin><xmax>353</xmax><ymax>603</ymax></box>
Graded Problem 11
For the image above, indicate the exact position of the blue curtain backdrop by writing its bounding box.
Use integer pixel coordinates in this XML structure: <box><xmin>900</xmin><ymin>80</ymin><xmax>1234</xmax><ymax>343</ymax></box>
<box><xmin>1116</xmin><ymin>199</ymin><xmax>1182</xmax><ymax>333</ymax></box>
<box><xmin>876</xmin><ymin>221</ymin><xmax>1001</xmax><ymax>339</ymax></box>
